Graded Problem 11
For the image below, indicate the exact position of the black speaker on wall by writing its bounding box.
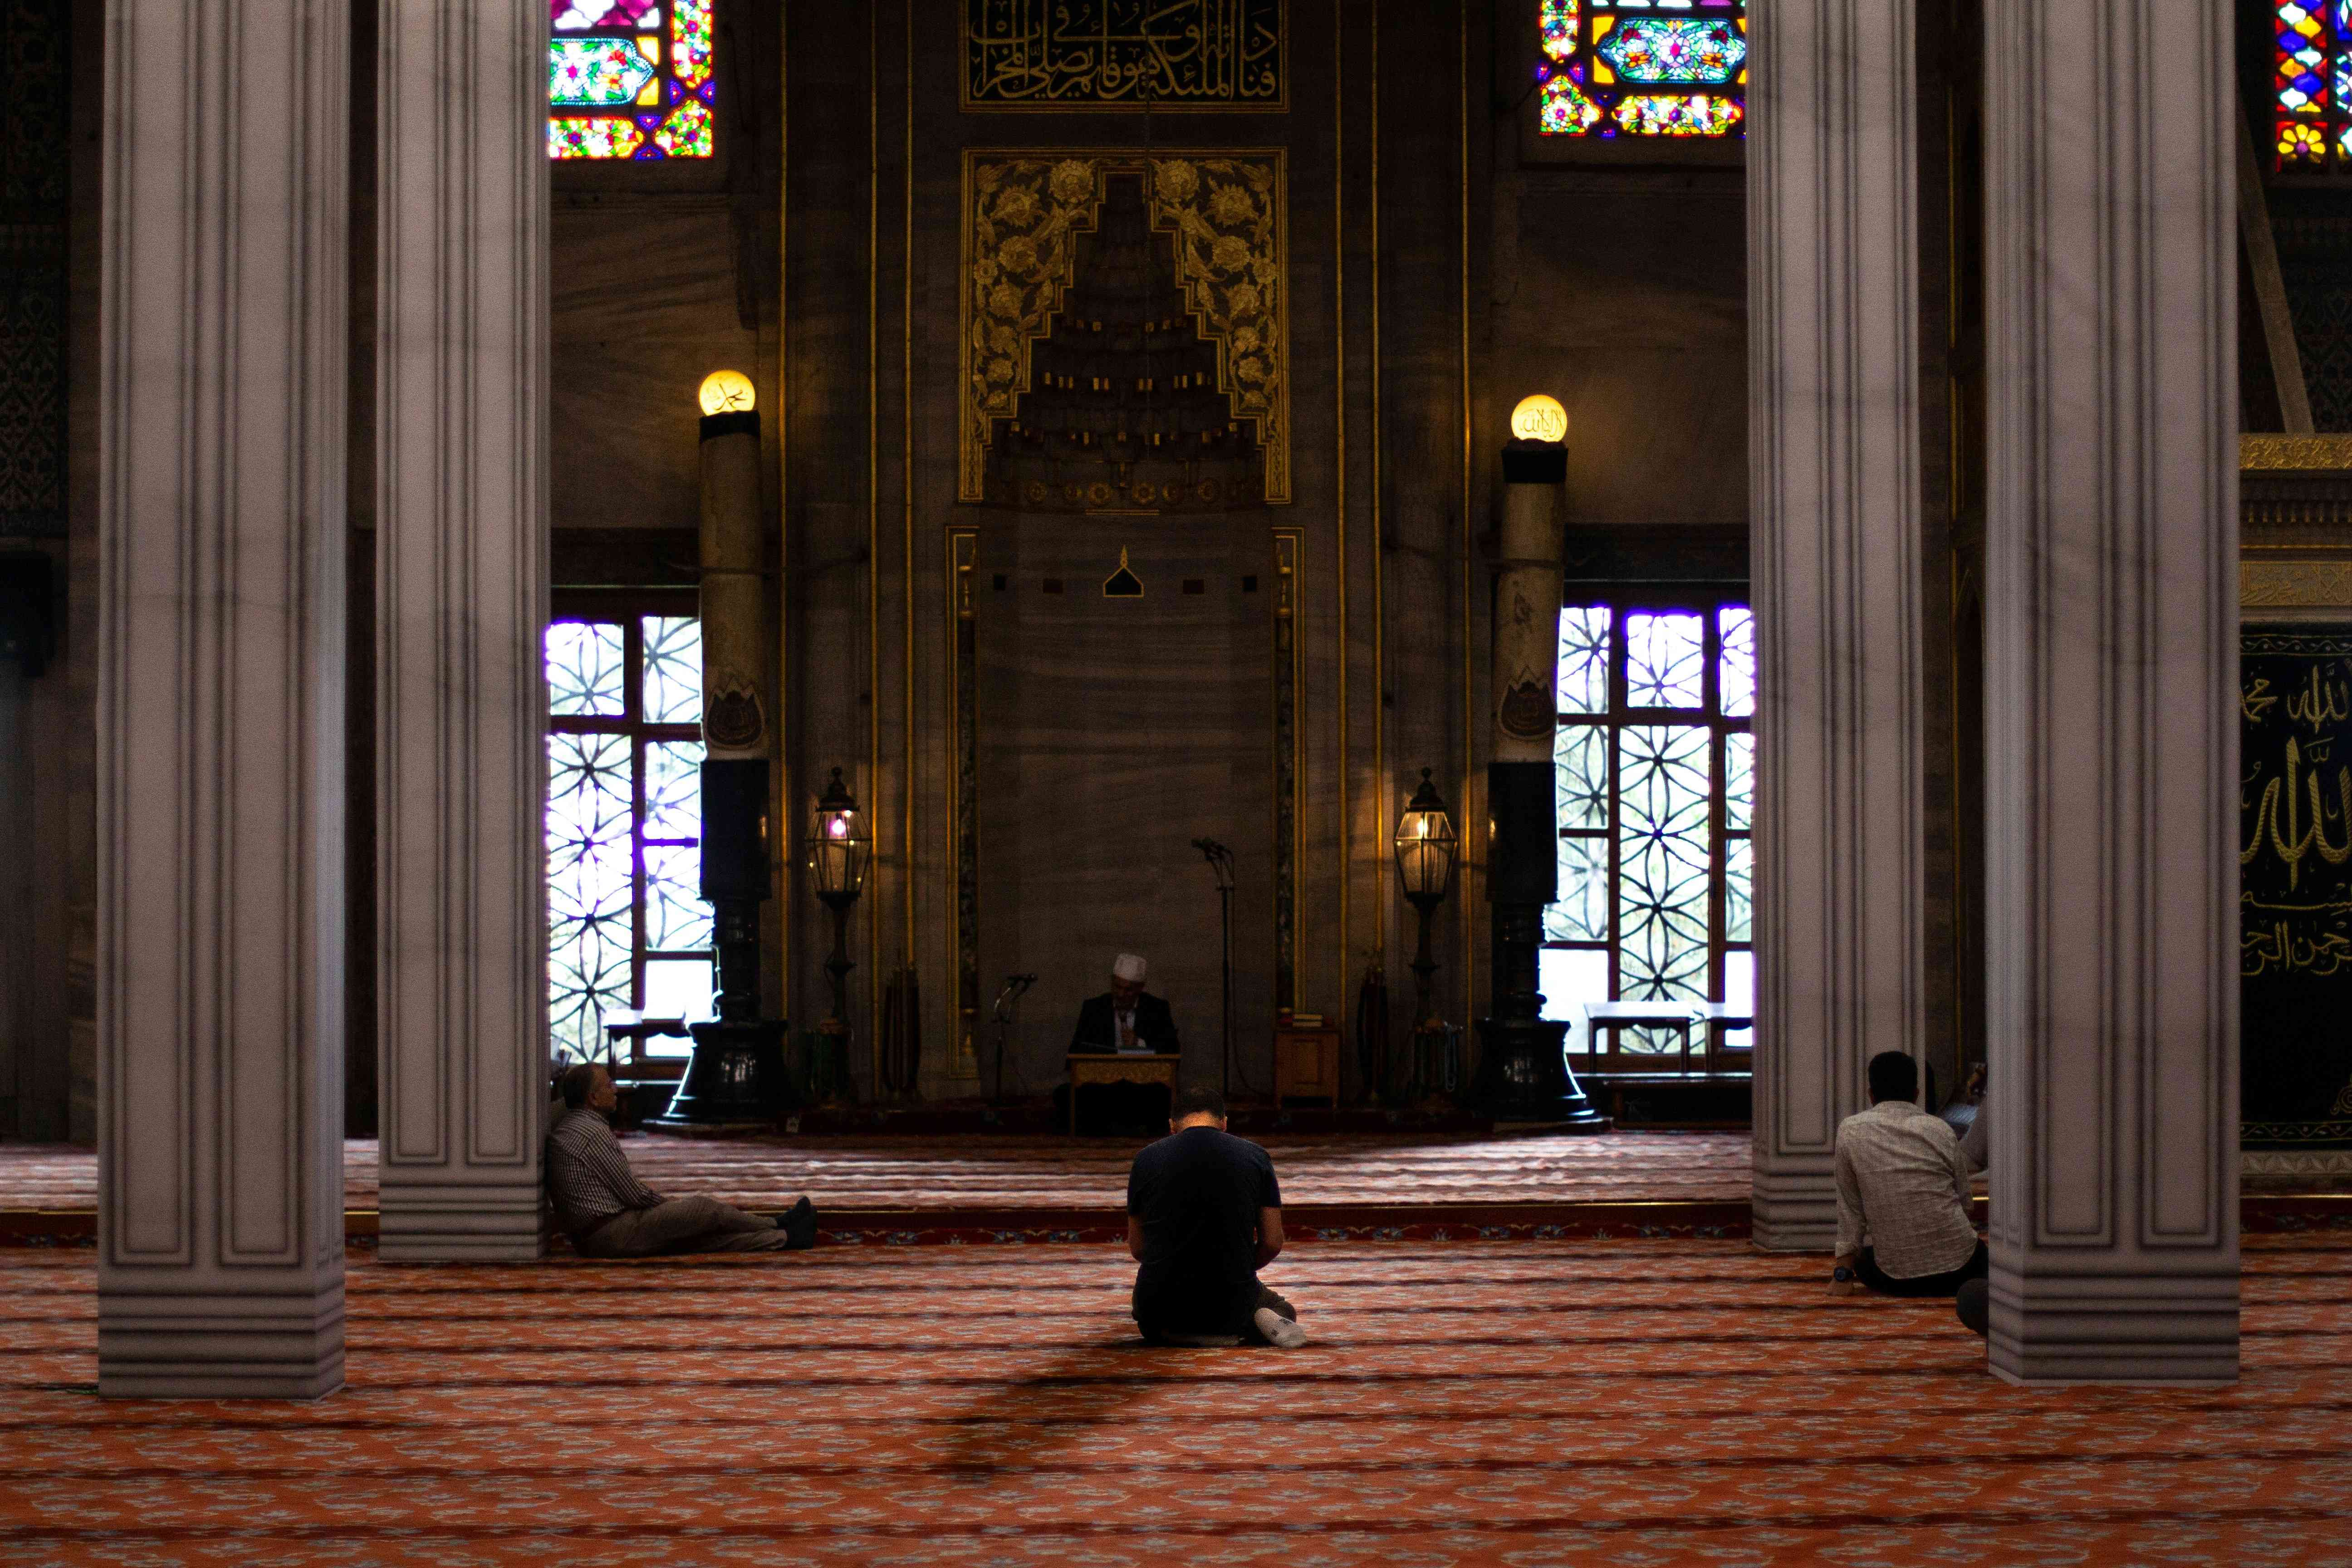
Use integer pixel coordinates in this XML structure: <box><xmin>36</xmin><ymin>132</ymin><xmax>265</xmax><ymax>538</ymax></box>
<box><xmin>0</xmin><ymin>553</ymin><xmax>55</xmax><ymax>678</ymax></box>
<box><xmin>699</xmin><ymin>758</ymin><xmax>771</xmax><ymax>901</ymax></box>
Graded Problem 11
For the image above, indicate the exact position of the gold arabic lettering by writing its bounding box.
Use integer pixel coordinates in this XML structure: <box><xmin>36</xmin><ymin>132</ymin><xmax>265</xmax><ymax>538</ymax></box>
<box><xmin>2242</xmin><ymin>735</ymin><xmax>2352</xmax><ymax>889</ymax></box>
<box><xmin>965</xmin><ymin>0</ymin><xmax>1284</xmax><ymax>108</ymax></box>
<box><xmin>2286</xmin><ymin>663</ymin><xmax>2352</xmax><ymax>734</ymax></box>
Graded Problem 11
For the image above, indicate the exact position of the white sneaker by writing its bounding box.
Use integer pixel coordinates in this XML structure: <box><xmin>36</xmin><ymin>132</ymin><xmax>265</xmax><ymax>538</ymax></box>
<box><xmin>1254</xmin><ymin>1307</ymin><xmax>1307</xmax><ymax>1348</ymax></box>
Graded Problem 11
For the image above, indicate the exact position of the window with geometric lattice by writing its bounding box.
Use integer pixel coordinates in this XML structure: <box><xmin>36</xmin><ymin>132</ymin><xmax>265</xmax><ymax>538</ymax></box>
<box><xmin>544</xmin><ymin>603</ymin><xmax>710</xmax><ymax>1074</ymax></box>
<box><xmin>1542</xmin><ymin>598</ymin><xmax>1754</xmax><ymax>1074</ymax></box>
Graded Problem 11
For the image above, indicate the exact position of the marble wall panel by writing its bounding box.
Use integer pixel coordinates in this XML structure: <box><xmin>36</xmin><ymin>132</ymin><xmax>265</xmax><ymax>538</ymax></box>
<box><xmin>551</xmin><ymin>199</ymin><xmax>760</xmax><ymax>532</ymax></box>
<box><xmin>975</xmin><ymin>514</ymin><xmax>1276</xmax><ymax>1093</ymax></box>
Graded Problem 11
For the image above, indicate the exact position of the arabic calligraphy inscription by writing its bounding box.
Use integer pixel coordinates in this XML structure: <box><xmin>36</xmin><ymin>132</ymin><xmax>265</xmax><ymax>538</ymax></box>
<box><xmin>2241</xmin><ymin>628</ymin><xmax>2352</xmax><ymax>1144</ymax></box>
<box><xmin>965</xmin><ymin>0</ymin><xmax>1285</xmax><ymax>109</ymax></box>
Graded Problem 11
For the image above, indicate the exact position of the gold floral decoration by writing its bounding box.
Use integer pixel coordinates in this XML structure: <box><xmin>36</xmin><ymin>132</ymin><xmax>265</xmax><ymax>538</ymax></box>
<box><xmin>960</xmin><ymin>149</ymin><xmax>1290</xmax><ymax>504</ymax></box>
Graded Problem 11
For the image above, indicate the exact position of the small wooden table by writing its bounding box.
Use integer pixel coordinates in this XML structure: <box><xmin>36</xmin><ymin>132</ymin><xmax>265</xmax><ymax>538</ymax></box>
<box><xmin>1580</xmin><ymin>1000</ymin><xmax>1698</xmax><ymax>1057</ymax></box>
<box><xmin>1066</xmin><ymin>1051</ymin><xmax>1181</xmax><ymax>1134</ymax></box>
<box><xmin>1273</xmin><ymin>1025</ymin><xmax>1343</xmax><ymax>1108</ymax></box>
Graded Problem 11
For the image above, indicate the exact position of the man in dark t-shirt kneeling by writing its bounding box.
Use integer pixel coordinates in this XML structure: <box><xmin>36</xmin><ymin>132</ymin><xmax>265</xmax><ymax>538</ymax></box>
<box><xmin>1125</xmin><ymin>1084</ymin><xmax>1307</xmax><ymax>1348</ymax></box>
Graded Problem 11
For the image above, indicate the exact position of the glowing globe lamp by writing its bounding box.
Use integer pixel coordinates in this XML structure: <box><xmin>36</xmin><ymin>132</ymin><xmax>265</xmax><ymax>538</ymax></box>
<box><xmin>698</xmin><ymin>369</ymin><xmax>757</xmax><ymax>416</ymax></box>
<box><xmin>1509</xmin><ymin>393</ymin><xmax>1568</xmax><ymax>445</ymax></box>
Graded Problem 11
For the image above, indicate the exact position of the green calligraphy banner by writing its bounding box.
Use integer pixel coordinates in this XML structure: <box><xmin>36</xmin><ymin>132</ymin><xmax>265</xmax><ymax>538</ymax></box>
<box><xmin>2241</xmin><ymin>627</ymin><xmax>2352</xmax><ymax>1146</ymax></box>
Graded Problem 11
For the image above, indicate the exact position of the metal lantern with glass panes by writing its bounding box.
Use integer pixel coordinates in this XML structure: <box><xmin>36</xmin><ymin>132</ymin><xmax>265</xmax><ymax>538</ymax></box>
<box><xmin>1394</xmin><ymin>769</ymin><xmax>1458</xmax><ymax>1030</ymax></box>
<box><xmin>810</xmin><ymin>768</ymin><xmax>868</xmax><ymax>1033</ymax></box>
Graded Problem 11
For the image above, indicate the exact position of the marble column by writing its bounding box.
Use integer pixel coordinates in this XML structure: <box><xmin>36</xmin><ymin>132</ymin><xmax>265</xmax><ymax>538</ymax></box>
<box><xmin>96</xmin><ymin>0</ymin><xmax>350</xmax><ymax>1397</ymax></box>
<box><xmin>1982</xmin><ymin>0</ymin><xmax>2239</xmax><ymax>1383</ymax></box>
<box><xmin>1747</xmin><ymin>1</ymin><xmax>1926</xmax><ymax>1250</ymax></box>
<box><xmin>374</xmin><ymin>0</ymin><xmax>551</xmax><ymax>1261</ymax></box>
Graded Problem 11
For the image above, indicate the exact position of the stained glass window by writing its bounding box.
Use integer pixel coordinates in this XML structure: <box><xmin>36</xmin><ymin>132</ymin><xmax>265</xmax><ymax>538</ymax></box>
<box><xmin>1538</xmin><ymin>0</ymin><xmax>1746</xmax><ymax>142</ymax></box>
<box><xmin>549</xmin><ymin>0</ymin><xmax>715</xmax><ymax>161</ymax></box>
<box><xmin>546</xmin><ymin>613</ymin><xmax>709</xmax><ymax>1071</ymax></box>
<box><xmin>2274</xmin><ymin>2</ymin><xmax>2352</xmax><ymax>174</ymax></box>
<box><xmin>1542</xmin><ymin>596</ymin><xmax>1754</xmax><ymax>1070</ymax></box>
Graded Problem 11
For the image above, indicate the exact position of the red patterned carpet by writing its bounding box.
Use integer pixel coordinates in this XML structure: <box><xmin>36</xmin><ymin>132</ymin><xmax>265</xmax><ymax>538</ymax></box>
<box><xmin>0</xmin><ymin>1130</ymin><xmax>1755</xmax><ymax>1212</ymax></box>
<box><xmin>3</xmin><ymin>1236</ymin><xmax>2349</xmax><ymax>1566</ymax></box>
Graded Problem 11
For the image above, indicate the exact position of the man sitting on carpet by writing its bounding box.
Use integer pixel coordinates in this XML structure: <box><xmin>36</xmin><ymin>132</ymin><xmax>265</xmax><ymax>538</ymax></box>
<box><xmin>1125</xmin><ymin>1084</ymin><xmax>1307</xmax><ymax>1348</ymax></box>
<box><xmin>548</xmin><ymin>1063</ymin><xmax>816</xmax><ymax>1258</ymax></box>
<box><xmin>1830</xmin><ymin>1050</ymin><xmax>1989</xmax><ymax>1335</ymax></box>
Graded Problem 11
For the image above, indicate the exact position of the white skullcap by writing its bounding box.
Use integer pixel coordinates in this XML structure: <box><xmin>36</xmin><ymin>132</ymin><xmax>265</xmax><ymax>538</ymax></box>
<box><xmin>1112</xmin><ymin>953</ymin><xmax>1148</xmax><ymax>982</ymax></box>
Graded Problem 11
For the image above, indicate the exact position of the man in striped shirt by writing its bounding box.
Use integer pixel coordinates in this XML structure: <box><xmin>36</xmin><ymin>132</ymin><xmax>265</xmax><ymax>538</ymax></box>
<box><xmin>548</xmin><ymin>1063</ymin><xmax>815</xmax><ymax>1257</ymax></box>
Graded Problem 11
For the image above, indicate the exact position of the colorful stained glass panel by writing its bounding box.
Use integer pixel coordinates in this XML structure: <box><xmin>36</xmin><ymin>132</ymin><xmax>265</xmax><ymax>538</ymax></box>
<box><xmin>550</xmin><ymin>37</ymin><xmax>658</xmax><ymax>107</ymax></box>
<box><xmin>1539</xmin><ymin>0</ymin><xmax>1744</xmax><ymax>141</ymax></box>
<box><xmin>547</xmin><ymin>1</ymin><xmax>716</xmax><ymax>161</ymax></box>
<box><xmin>2276</xmin><ymin>0</ymin><xmax>2352</xmax><ymax>172</ymax></box>
<box><xmin>554</xmin><ymin>1</ymin><xmax>661</xmax><ymax>29</ymax></box>
<box><xmin>1598</xmin><ymin>18</ymin><xmax>1745</xmax><ymax>84</ymax></box>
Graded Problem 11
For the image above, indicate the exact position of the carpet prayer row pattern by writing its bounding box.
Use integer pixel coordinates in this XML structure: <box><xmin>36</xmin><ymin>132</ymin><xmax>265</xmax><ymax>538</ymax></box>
<box><xmin>0</xmin><ymin>1132</ymin><xmax>1757</xmax><ymax>1212</ymax></box>
<box><xmin>2</xmin><ymin>1237</ymin><xmax>2347</xmax><ymax>1567</ymax></box>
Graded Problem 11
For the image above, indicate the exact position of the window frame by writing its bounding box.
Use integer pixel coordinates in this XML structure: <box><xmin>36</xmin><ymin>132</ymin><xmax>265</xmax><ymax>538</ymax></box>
<box><xmin>547</xmin><ymin>588</ymin><xmax>705</xmax><ymax>1082</ymax></box>
<box><xmin>1548</xmin><ymin>587</ymin><xmax>1752</xmax><ymax>1079</ymax></box>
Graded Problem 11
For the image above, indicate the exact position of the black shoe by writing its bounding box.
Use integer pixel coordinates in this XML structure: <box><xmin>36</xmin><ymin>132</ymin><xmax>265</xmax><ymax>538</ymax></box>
<box><xmin>782</xmin><ymin>1199</ymin><xmax>818</xmax><ymax>1250</ymax></box>
<box><xmin>1955</xmin><ymin>1278</ymin><xmax>1990</xmax><ymax>1337</ymax></box>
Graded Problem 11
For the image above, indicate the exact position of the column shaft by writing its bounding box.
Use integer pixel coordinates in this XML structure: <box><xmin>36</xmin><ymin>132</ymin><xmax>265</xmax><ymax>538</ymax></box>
<box><xmin>375</xmin><ymin>0</ymin><xmax>551</xmax><ymax>1260</ymax></box>
<box><xmin>1983</xmin><ymin>0</ymin><xmax>2239</xmax><ymax>1383</ymax></box>
<box><xmin>97</xmin><ymin>0</ymin><xmax>351</xmax><ymax>1398</ymax></box>
<box><xmin>1748</xmin><ymin>1</ymin><xmax>1927</xmax><ymax>1249</ymax></box>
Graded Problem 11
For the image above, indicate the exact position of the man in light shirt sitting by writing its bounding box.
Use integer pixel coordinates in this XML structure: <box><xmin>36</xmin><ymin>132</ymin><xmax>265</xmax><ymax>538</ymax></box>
<box><xmin>548</xmin><ymin>1063</ymin><xmax>816</xmax><ymax>1258</ymax></box>
<box><xmin>1831</xmin><ymin>1050</ymin><xmax>1989</xmax><ymax>1335</ymax></box>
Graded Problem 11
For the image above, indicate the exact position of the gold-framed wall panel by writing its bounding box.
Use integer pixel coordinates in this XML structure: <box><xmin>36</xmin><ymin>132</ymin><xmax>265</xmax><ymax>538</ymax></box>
<box><xmin>958</xmin><ymin>147</ymin><xmax>1293</xmax><ymax>505</ymax></box>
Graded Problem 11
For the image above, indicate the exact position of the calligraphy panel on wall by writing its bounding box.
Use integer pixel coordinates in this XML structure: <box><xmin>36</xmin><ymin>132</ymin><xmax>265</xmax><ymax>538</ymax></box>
<box><xmin>2241</xmin><ymin>626</ymin><xmax>2352</xmax><ymax>1147</ymax></box>
<box><xmin>965</xmin><ymin>0</ymin><xmax>1284</xmax><ymax>110</ymax></box>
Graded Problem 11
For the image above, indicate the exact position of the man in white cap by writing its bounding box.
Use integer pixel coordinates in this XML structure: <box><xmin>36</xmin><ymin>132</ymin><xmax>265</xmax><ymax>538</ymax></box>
<box><xmin>1072</xmin><ymin>952</ymin><xmax>1181</xmax><ymax>1054</ymax></box>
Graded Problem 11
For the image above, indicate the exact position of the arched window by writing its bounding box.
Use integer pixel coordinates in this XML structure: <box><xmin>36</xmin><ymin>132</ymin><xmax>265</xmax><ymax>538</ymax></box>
<box><xmin>548</xmin><ymin>0</ymin><xmax>716</xmax><ymax>161</ymax></box>
<box><xmin>2275</xmin><ymin>2</ymin><xmax>2352</xmax><ymax>173</ymax></box>
<box><xmin>1543</xmin><ymin>599</ymin><xmax>1754</xmax><ymax>1075</ymax></box>
<box><xmin>1537</xmin><ymin>0</ymin><xmax>1746</xmax><ymax>142</ymax></box>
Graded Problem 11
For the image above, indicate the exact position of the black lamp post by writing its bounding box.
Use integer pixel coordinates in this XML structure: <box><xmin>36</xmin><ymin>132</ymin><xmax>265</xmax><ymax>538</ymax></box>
<box><xmin>807</xmin><ymin>768</ymin><xmax>868</xmax><ymax>1102</ymax></box>
<box><xmin>1395</xmin><ymin>769</ymin><xmax>1461</xmax><ymax>1103</ymax></box>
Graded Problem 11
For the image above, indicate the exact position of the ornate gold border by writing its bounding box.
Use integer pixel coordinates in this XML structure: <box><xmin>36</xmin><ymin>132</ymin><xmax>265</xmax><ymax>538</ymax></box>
<box><xmin>946</xmin><ymin>528</ymin><xmax>980</xmax><ymax>1068</ymax></box>
<box><xmin>960</xmin><ymin>0</ymin><xmax>1288</xmax><ymax>112</ymax></box>
<box><xmin>959</xmin><ymin>148</ymin><xmax>1292</xmax><ymax>505</ymax></box>
<box><xmin>2242</xmin><ymin>559</ymin><xmax>2352</xmax><ymax>608</ymax></box>
<box><xmin>2242</xmin><ymin>434</ymin><xmax>2352</xmax><ymax>472</ymax></box>
<box><xmin>1273</xmin><ymin>527</ymin><xmax>1305</xmax><ymax>1009</ymax></box>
